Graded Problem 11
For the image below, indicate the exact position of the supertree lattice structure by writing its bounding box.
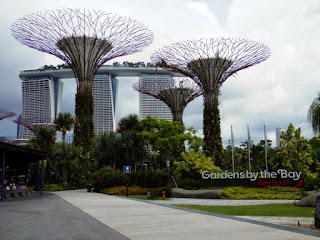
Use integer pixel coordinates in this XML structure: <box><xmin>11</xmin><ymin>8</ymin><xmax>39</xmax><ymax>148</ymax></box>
<box><xmin>151</xmin><ymin>38</ymin><xmax>270</xmax><ymax>166</ymax></box>
<box><xmin>13</xmin><ymin>118</ymin><xmax>55</xmax><ymax>136</ymax></box>
<box><xmin>11</xmin><ymin>9</ymin><xmax>153</xmax><ymax>152</ymax></box>
<box><xmin>0</xmin><ymin>109</ymin><xmax>16</xmax><ymax>121</ymax></box>
<box><xmin>133</xmin><ymin>77</ymin><xmax>202</xmax><ymax>123</ymax></box>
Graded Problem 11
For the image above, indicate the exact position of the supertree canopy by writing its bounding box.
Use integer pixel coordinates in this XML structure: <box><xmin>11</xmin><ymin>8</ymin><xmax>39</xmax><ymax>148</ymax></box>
<box><xmin>0</xmin><ymin>109</ymin><xmax>16</xmax><ymax>121</ymax></box>
<box><xmin>133</xmin><ymin>77</ymin><xmax>202</xmax><ymax>123</ymax></box>
<box><xmin>11</xmin><ymin>9</ymin><xmax>154</xmax><ymax>152</ymax></box>
<box><xmin>151</xmin><ymin>38</ymin><xmax>270</xmax><ymax>166</ymax></box>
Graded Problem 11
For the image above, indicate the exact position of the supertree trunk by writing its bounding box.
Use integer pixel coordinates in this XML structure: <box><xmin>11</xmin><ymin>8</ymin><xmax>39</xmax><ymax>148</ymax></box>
<box><xmin>203</xmin><ymin>90</ymin><xmax>223</xmax><ymax>166</ymax></box>
<box><xmin>172</xmin><ymin>110</ymin><xmax>183</xmax><ymax>123</ymax></box>
<box><xmin>74</xmin><ymin>86</ymin><xmax>94</xmax><ymax>152</ymax></box>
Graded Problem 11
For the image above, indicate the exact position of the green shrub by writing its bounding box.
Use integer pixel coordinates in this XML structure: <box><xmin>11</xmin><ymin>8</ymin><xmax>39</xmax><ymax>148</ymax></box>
<box><xmin>91</xmin><ymin>169</ymin><xmax>170</xmax><ymax>192</ymax></box>
<box><xmin>219</xmin><ymin>186</ymin><xmax>304</xmax><ymax>200</ymax></box>
<box><xmin>304</xmin><ymin>174</ymin><xmax>320</xmax><ymax>191</ymax></box>
<box><xmin>103</xmin><ymin>185</ymin><xmax>172</xmax><ymax>196</ymax></box>
<box><xmin>43</xmin><ymin>183</ymin><xmax>64</xmax><ymax>191</ymax></box>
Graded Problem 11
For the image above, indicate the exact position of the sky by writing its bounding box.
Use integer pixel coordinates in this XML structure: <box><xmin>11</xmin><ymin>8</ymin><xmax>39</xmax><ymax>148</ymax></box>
<box><xmin>0</xmin><ymin>0</ymin><xmax>320</xmax><ymax>147</ymax></box>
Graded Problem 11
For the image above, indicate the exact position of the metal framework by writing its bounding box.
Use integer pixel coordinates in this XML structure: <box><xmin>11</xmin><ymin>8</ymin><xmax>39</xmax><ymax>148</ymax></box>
<box><xmin>0</xmin><ymin>109</ymin><xmax>16</xmax><ymax>121</ymax></box>
<box><xmin>13</xmin><ymin>118</ymin><xmax>55</xmax><ymax>136</ymax></box>
<box><xmin>151</xmin><ymin>38</ymin><xmax>270</xmax><ymax>165</ymax></box>
<box><xmin>133</xmin><ymin>77</ymin><xmax>202</xmax><ymax>123</ymax></box>
<box><xmin>11</xmin><ymin>9</ymin><xmax>153</xmax><ymax>151</ymax></box>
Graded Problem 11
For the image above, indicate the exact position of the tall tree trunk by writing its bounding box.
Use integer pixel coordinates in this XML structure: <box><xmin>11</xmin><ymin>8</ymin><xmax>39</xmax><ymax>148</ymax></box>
<box><xmin>74</xmin><ymin>84</ymin><xmax>94</xmax><ymax>153</ymax></box>
<box><xmin>203</xmin><ymin>90</ymin><xmax>223</xmax><ymax>167</ymax></box>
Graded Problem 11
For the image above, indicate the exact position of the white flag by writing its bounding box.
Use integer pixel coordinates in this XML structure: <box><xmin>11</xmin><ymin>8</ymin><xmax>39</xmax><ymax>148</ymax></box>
<box><xmin>247</xmin><ymin>125</ymin><xmax>251</xmax><ymax>151</ymax></box>
<box><xmin>231</xmin><ymin>126</ymin><xmax>235</xmax><ymax>152</ymax></box>
<box><xmin>264</xmin><ymin>125</ymin><xmax>268</xmax><ymax>150</ymax></box>
<box><xmin>231</xmin><ymin>126</ymin><xmax>235</xmax><ymax>173</ymax></box>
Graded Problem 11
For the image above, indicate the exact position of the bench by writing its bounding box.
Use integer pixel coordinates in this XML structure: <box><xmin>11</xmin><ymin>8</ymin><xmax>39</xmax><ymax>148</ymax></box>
<box><xmin>4</xmin><ymin>188</ymin><xmax>33</xmax><ymax>199</ymax></box>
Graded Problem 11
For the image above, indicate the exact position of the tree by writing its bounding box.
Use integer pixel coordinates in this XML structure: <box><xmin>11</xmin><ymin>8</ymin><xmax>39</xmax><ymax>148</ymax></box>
<box><xmin>93</xmin><ymin>131</ymin><xmax>120</xmax><ymax>168</ymax></box>
<box><xmin>48</xmin><ymin>143</ymin><xmax>81</xmax><ymax>185</ymax></box>
<box><xmin>174</xmin><ymin>150</ymin><xmax>221</xmax><ymax>189</ymax></box>
<box><xmin>276</xmin><ymin>123</ymin><xmax>313</xmax><ymax>174</ymax></box>
<box><xmin>308</xmin><ymin>93</ymin><xmax>320</xmax><ymax>136</ymax></box>
<box><xmin>31</xmin><ymin>125</ymin><xmax>56</xmax><ymax>152</ymax></box>
<box><xmin>139</xmin><ymin>116</ymin><xmax>186</xmax><ymax>168</ymax></box>
<box><xmin>53</xmin><ymin>112</ymin><xmax>74</xmax><ymax>145</ymax></box>
<box><xmin>116</xmin><ymin>114</ymin><xmax>140</xmax><ymax>133</ymax></box>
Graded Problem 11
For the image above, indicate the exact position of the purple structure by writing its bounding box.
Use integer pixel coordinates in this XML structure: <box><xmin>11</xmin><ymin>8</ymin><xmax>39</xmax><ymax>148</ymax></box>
<box><xmin>0</xmin><ymin>109</ymin><xmax>16</xmax><ymax>121</ymax></box>
<box><xmin>133</xmin><ymin>77</ymin><xmax>202</xmax><ymax>123</ymax></box>
<box><xmin>11</xmin><ymin>9</ymin><xmax>153</xmax><ymax>152</ymax></box>
<box><xmin>151</xmin><ymin>38</ymin><xmax>270</xmax><ymax>165</ymax></box>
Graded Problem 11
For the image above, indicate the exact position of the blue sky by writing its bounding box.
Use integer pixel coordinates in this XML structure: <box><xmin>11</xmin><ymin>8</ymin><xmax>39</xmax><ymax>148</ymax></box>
<box><xmin>0</xmin><ymin>0</ymin><xmax>319</xmax><ymax>146</ymax></box>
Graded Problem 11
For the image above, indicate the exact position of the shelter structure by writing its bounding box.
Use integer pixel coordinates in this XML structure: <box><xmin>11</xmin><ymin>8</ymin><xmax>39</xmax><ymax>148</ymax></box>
<box><xmin>0</xmin><ymin>142</ymin><xmax>48</xmax><ymax>200</ymax></box>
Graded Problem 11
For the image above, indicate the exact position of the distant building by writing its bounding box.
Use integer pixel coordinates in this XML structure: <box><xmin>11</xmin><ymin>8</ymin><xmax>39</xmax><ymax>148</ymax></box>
<box><xmin>139</xmin><ymin>73</ymin><xmax>173</xmax><ymax>121</ymax></box>
<box><xmin>19</xmin><ymin>77</ymin><xmax>63</xmax><ymax>139</ymax></box>
<box><xmin>18</xmin><ymin>66</ymin><xmax>182</xmax><ymax>140</ymax></box>
<box><xmin>276</xmin><ymin>127</ymin><xmax>284</xmax><ymax>148</ymax></box>
<box><xmin>93</xmin><ymin>74</ymin><xmax>118</xmax><ymax>134</ymax></box>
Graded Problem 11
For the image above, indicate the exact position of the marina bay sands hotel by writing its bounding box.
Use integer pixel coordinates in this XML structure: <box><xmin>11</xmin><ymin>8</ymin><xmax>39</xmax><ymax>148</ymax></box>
<box><xmin>18</xmin><ymin>66</ymin><xmax>181</xmax><ymax>140</ymax></box>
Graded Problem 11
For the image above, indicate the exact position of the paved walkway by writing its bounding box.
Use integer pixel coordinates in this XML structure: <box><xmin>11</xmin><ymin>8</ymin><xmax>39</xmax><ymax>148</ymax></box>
<box><xmin>0</xmin><ymin>192</ymin><xmax>127</xmax><ymax>240</ymax></box>
<box><xmin>55</xmin><ymin>190</ymin><xmax>320</xmax><ymax>240</ymax></box>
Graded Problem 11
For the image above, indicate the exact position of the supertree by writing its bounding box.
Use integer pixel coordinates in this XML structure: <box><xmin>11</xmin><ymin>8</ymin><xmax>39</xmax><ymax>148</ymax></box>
<box><xmin>0</xmin><ymin>109</ymin><xmax>16</xmax><ymax>121</ymax></box>
<box><xmin>151</xmin><ymin>38</ymin><xmax>270</xmax><ymax>166</ymax></box>
<box><xmin>11</xmin><ymin>9</ymin><xmax>153</xmax><ymax>152</ymax></box>
<box><xmin>13</xmin><ymin>118</ymin><xmax>55</xmax><ymax>136</ymax></box>
<box><xmin>133</xmin><ymin>77</ymin><xmax>202</xmax><ymax>123</ymax></box>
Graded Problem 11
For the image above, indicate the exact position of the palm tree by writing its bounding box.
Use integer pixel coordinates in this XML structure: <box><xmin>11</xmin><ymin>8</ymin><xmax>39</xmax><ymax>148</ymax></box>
<box><xmin>32</xmin><ymin>125</ymin><xmax>56</xmax><ymax>152</ymax></box>
<box><xmin>308</xmin><ymin>93</ymin><xmax>320</xmax><ymax>136</ymax></box>
<box><xmin>54</xmin><ymin>113</ymin><xmax>74</xmax><ymax>144</ymax></box>
<box><xmin>116</xmin><ymin>114</ymin><xmax>139</xmax><ymax>133</ymax></box>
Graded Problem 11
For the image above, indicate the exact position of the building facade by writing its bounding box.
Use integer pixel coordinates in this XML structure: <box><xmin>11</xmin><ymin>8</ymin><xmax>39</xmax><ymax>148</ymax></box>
<box><xmin>93</xmin><ymin>74</ymin><xmax>118</xmax><ymax>134</ymax></box>
<box><xmin>19</xmin><ymin>77</ymin><xmax>63</xmax><ymax>139</ymax></box>
<box><xmin>139</xmin><ymin>73</ymin><xmax>173</xmax><ymax>121</ymax></box>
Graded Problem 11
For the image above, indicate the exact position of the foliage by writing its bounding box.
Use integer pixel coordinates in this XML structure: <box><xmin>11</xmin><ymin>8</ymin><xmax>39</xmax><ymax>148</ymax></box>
<box><xmin>203</xmin><ymin>94</ymin><xmax>223</xmax><ymax>167</ymax></box>
<box><xmin>174</xmin><ymin>150</ymin><xmax>221</xmax><ymax>189</ymax></box>
<box><xmin>218</xmin><ymin>186</ymin><xmax>303</xmax><ymax>200</ymax></box>
<box><xmin>31</xmin><ymin>125</ymin><xmax>56</xmax><ymax>152</ymax></box>
<box><xmin>53</xmin><ymin>112</ymin><xmax>74</xmax><ymax>144</ymax></box>
<box><xmin>175</xmin><ymin>204</ymin><xmax>314</xmax><ymax>217</ymax></box>
<box><xmin>93</xmin><ymin>132</ymin><xmax>120</xmax><ymax>168</ymax></box>
<box><xmin>304</xmin><ymin>173</ymin><xmax>320</xmax><ymax>191</ymax></box>
<box><xmin>91</xmin><ymin>168</ymin><xmax>170</xmax><ymax>192</ymax></box>
<box><xmin>308</xmin><ymin>136</ymin><xmax>320</xmax><ymax>173</ymax></box>
<box><xmin>47</xmin><ymin>143</ymin><xmax>81</xmax><ymax>186</ymax></box>
<box><xmin>275</xmin><ymin>123</ymin><xmax>313</xmax><ymax>174</ymax></box>
<box><xmin>42</xmin><ymin>183</ymin><xmax>64</xmax><ymax>191</ymax></box>
<box><xmin>103</xmin><ymin>186</ymin><xmax>171</xmax><ymax>197</ymax></box>
<box><xmin>74</xmin><ymin>88</ymin><xmax>94</xmax><ymax>153</ymax></box>
<box><xmin>139</xmin><ymin>116</ymin><xmax>186</xmax><ymax>168</ymax></box>
<box><xmin>308</xmin><ymin>93</ymin><xmax>320</xmax><ymax>136</ymax></box>
<box><xmin>116</xmin><ymin>114</ymin><xmax>140</xmax><ymax>133</ymax></box>
<box><xmin>103</xmin><ymin>186</ymin><xmax>149</xmax><ymax>195</ymax></box>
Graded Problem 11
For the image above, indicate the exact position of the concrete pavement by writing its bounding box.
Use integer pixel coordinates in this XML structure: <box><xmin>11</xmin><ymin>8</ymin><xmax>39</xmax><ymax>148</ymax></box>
<box><xmin>55</xmin><ymin>190</ymin><xmax>320</xmax><ymax>240</ymax></box>
<box><xmin>0</xmin><ymin>192</ymin><xmax>127</xmax><ymax>240</ymax></box>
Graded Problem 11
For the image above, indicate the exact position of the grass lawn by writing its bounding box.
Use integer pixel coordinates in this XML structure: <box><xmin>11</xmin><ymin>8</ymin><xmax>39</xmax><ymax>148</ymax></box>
<box><xmin>131</xmin><ymin>196</ymin><xmax>171</xmax><ymax>201</ymax></box>
<box><xmin>174</xmin><ymin>203</ymin><xmax>314</xmax><ymax>217</ymax></box>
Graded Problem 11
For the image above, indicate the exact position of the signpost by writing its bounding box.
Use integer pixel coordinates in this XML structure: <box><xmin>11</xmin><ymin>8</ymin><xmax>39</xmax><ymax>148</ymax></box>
<box><xmin>124</xmin><ymin>166</ymin><xmax>131</xmax><ymax>197</ymax></box>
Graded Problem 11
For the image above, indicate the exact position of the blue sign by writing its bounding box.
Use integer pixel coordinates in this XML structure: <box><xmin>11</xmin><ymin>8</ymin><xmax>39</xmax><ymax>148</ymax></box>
<box><xmin>124</xmin><ymin>166</ymin><xmax>131</xmax><ymax>173</ymax></box>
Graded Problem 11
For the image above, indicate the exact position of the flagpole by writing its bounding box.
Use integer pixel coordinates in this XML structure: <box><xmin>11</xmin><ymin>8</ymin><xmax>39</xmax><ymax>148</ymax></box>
<box><xmin>264</xmin><ymin>125</ymin><xmax>268</xmax><ymax>172</ymax></box>
<box><xmin>231</xmin><ymin>126</ymin><xmax>235</xmax><ymax>173</ymax></box>
<box><xmin>247</xmin><ymin>125</ymin><xmax>251</xmax><ymax>172</ymax></box>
